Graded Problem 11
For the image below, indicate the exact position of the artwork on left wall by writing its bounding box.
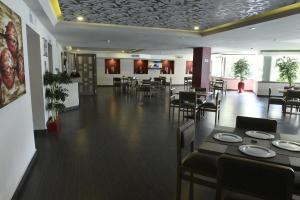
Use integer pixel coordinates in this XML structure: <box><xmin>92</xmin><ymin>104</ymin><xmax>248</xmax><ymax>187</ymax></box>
<box><xmin>105</xmin><ymin>58</ymin><xmax>120</xmax><ymax>74</ymax></box>
<box><xmin>0</xmin><ymin>1</ymin><xmax>26</xmax><ymax>109</ymax></box>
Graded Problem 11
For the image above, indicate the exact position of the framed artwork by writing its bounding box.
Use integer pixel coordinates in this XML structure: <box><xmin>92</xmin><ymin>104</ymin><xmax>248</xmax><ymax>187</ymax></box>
<box><xmin>43</xmin><ymin>38</ymin><xmax>48</xmax><ymax>57</ymax></box>
<box><xmin>105</xmin><ymin>58</ymin><xmax>120</xmax><ymax>74</ymax></box>
<box><xmin>134</xmin><ymin>60</ymin><xmax>148</xmax><ymax>74</ymax></box>
<box><xmin>161</xmin><ymin>60</ymin><xmax>174</xmax><ymax>74</ymax></box>
<box><xmin>148</xmin><ymin>60</ymin><xmax>162</xmax><ymax>69</ymax></box>
<box><xmin>0</xmin><ymin>1</ymin><xmax>26</xmax><ymax>109</ymax></box>
<box><xmin>186</xmin><ymin>61</ymin><xmax>193</xmax><ymax>74</ymax></box>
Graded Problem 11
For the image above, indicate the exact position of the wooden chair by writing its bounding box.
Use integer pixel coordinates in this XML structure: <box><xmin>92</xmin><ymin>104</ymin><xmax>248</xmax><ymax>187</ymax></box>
<box><xmin>284</xmin><ymin>90</ymin><xmax>300</xmax><ymax>114</ymax></box>
<box><xmin>184</xmin><ymin>77</ymin><xmax>192</xmax><ymax>90</ymax></box>
<box><xmin>178</xmin><ymin>91</ymin><xmax>199</xmax><ymax>122</ymax></box>
<box><xmin>169</xmin><ymin>88</ymin><xmax>179</xmax><ymax>117</ymax></box>
<box><xmin>267</xmin><ymin>88</ymin><xmax>285</xmax><ymax>113</ymax></box>
<box><xmin>177</xmin><ymin>120</ymin><xmax>217</xmax><ymax>200</ymax></box>
<box><xmin>113</xmin><ymin>77</ymin><xmax>121</xmax><ymax>89</ymax></box>
<box><xmin>217</xmin><ymin>154</ymin><xmax>294</xmax><ymax>200</ymax></box>
<box><xmin>200</xmin><ymin>92</ymin><xmax>221</xmax><ymax>124</ymax></box>
<box><xmin>235</xmin><ymin>116</ymin><xmax>277</xmax><ymax>132</ymax></box>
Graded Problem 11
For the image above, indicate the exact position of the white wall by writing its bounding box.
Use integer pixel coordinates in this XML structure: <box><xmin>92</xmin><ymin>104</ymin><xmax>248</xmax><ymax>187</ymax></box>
<box><xmin>96</xmin><ymin>54</ymin><xmax>192</xmax><ymax>85</ymax></box>
<box><xmin>0</xmin><ymin>0</ymin><xmax>62</xmax><ymax>199</ymax></box>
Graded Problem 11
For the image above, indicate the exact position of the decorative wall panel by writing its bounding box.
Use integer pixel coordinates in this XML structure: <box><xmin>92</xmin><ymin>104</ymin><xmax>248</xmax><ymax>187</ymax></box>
<box><xmin>0</xmin><ymin>1</ymin><xmax>26</xmax><ymax>109</ymax></box>
<box><xmin>58</xmin><ymin>0</ymin><xmax>299</xmax><ymax>30</ymax></box>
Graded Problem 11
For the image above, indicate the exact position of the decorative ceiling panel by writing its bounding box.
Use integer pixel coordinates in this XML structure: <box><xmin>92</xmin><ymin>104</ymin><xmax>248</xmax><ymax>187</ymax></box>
<box><xmin>58</xmin><ymin>0</ymin><xmax>299</xmax><ymax>30</ymax></box>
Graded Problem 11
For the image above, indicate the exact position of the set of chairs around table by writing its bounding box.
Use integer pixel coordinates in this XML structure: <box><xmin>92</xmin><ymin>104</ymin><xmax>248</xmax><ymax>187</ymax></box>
<box><xmin>268</xmin><ymin>87</ymin><xmax>300</xmax><ymax>114</ymax></box>
<box><xmin>169</xmin><ymin>87</ymin><xmax>221</xmax><ymax>124</ymax></box>
<box><xmin>183</xmin><ymin>77</ymin><xmax>227</xmax><ymax>96</ymax></box>
<box><xmin>113</xmin><ymin>76</ymin><xmax>167</xmax><ymax>97</ymax></box>
<box><xmin>177</xmin><ymin>116</ymin><xmax>300</xmax><ymax>200</ymax></box>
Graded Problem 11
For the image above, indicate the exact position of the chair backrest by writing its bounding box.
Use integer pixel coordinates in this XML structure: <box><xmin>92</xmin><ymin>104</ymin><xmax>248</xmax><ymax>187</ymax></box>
<box><xmin>179</xmin><ymin>91</ymin><xmax>196</xmax><ymax>104</ymax></box>
<box><xmin>235</xmin><ymin>116</ymin><xmax>277</xmax><ymax>132</ymax></box>
<box><xmin>177</xmin><ymin>120</ymin><xmax>195</xmax><ymax>168</ymax></box>
<box><xmin>113</xmin><ymin>77</ymin><xmax>121</xmax><ymax>82</ymax></box>
<box><xmin>195</xmin><ymin>88</ymin><xmax>207</xmax><ymax>92</ymax></box>
<box><xmin>217</xmin><ymin>154</ymin><xmax>294</xmax><ymax>200</ymax></box>
<box><xmin>286</xmin><ymin>90</ymin><xmax>300</xmax><ymax>99</ymax></box>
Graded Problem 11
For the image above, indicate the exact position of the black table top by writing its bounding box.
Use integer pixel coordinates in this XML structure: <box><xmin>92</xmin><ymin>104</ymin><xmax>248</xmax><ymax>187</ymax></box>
<box><xmin>198</xmin><ymin>126</ymin><xmax>300</xmax><ymax>170</ymax></box>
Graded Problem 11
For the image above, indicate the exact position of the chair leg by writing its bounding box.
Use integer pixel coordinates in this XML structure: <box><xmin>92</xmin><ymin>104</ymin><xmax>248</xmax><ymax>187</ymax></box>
<box><xmin>218</xmin><ymin>110</ymin><xmax>220</xmax><ymax>121</ymax></box>
<box><xmin>267</xmin><ymin>103</ymin><xmax>270</xmax><ymax>113</ymax></box>
<box><xmin>176</xmin><ymin>173</ymin><xmax>181</xmax><ymax>200</ymax></box>
<box><xmin>215</xmin><ymin>112</ymin><xmax>217</xmax><ymax>124</ymax></box>
<box><xmin>189</xmin><ymin>172</ymin><xmax>194</xmax><ymax>200</ymax></box>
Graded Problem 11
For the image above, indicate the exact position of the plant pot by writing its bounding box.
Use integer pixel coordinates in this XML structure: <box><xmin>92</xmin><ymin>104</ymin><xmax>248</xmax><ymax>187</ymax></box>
<box><xmin>47</xmin><ymin>117</ymin><xmax>61</xmax><ymax>132</ymax></box>
<box><xmin>238</xmin><ymin>81</ymin><xmax>245</xmax><ymax>93</ymax></box>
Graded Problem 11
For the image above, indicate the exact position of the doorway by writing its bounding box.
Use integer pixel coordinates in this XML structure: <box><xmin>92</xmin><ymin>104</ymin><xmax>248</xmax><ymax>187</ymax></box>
<box><xmin>75</xmin><ymin>54</ymin><xmax>97</xmax><ymax>95</ymax></box>
<box><xmin>26</xmin><ymin>26</ymin><xmax>46</xmax><ymax>131</ymax></box>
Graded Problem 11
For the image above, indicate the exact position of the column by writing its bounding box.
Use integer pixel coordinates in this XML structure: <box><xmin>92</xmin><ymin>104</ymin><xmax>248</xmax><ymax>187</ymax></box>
<box><xmin>192</xmin><ymin>47</ymin><xmax>211</xmax><ymax>90</ymax></box>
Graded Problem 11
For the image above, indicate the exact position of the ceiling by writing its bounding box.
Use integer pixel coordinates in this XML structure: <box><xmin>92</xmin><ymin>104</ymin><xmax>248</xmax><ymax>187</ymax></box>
<box><xmin>24</xmin><ymin>0</ymin><xmax>300</xmax><ymax>55</ymax></box>
<box><xmin>58</xmin><ymin>0</ymin><xmax>298</xmax><ymax>30</ymax></box>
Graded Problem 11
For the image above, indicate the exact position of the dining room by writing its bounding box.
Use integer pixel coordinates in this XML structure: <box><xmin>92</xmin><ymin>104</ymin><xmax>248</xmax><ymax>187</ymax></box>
<box><xmin>4</xmin><ymin>0</ymin><xmax>300</xmax><ymax>200</ymax></box>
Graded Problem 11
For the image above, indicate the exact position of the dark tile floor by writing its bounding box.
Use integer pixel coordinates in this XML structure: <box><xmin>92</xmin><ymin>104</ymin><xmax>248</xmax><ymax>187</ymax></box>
<box><xmin>17</xmin><ymin>87</ymin><xmax>300</xmax><ymax>200</ymax></box>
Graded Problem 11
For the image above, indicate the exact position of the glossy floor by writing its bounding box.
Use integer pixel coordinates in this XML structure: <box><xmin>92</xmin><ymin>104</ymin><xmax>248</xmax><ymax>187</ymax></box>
<box><xmin>17</xmin><ymin>87</ymin><xmax>300</xmax><ymax>200</ymax></box>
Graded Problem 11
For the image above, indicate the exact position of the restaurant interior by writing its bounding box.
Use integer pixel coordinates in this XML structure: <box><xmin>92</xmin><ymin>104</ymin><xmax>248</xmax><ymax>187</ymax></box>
<box><xmin>2</xmin><ymin>0</ymin><xmax>300</xmax><ymax>200</ymax></box>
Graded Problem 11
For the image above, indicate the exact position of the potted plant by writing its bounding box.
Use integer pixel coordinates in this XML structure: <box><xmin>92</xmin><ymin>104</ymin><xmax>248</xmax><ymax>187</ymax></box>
<box><xmin>276</xmin><ymin>57</ymin><xmax>299</xmax><ymax>88</ymax></box>
<box><xmin>233</xmin><ymin>58</ymin><xmax>250</xmax><ymax>93</ymax></box>
<box><xmin>44</xmin><ymin>70</ymin><xmax>71</xmax><ymax>132</ymax></box>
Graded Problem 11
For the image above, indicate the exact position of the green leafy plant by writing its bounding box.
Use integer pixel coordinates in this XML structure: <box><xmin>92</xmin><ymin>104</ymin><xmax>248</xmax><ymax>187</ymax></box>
<box><xmin>44</xmin><ymin>70</ymin><xmax>71</xmax><ymax>122</ymax></box>
<box><xmin>276</xmin><ymin>57</ymin><xmax>299</xmax><ymax>86</ymax></box>
<box><xmin>233</xmin><ymin>58</ymin><xmax>250</xmax><ymax>81</ymax></box>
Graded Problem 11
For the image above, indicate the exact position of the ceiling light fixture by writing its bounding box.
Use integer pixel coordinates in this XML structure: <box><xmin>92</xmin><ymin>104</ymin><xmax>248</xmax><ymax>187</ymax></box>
<box><xmin>77</xmin><ymin>16</ymin><xmax>84</xmax><ymax>21</ymax></box>
<box><xmin>249</xmin><ymin>27</ymin><xmax>256</xmax><ymax>30</ymax></box>
<box><xmin>194</xmin><ymin>26</ymin><xmax>200</xmax><ymax>30</ymax></box>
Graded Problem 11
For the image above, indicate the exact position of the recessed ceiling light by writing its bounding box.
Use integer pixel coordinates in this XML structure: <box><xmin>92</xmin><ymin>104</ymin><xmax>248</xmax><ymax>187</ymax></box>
<box><xmin>249</xmin><ymin>27</ymin><xmax>256</xmax><ymax>30</ymax></box>
<box><xmin>194</xmin><ymin>26</ymin><xmax>200</xmax><ymax>30</ymax></box>
<box><xmin>107</xmin><ymin>40</ymin><xmax>111</xmax><ymax>44</ymax></box>
<box><xmin>77</xmin><ymin>16</ymin><xmax>84</xmax><ymax>21</ymax></box>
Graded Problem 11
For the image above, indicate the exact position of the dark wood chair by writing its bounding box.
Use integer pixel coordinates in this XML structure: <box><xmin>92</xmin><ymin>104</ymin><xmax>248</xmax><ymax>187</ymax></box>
<box><xmin>235</xmin><ymin>116</ymin><xmax>277</xmax><ymax>132</ymax></box>
<box><xmin>200</xmin><ymin>92</ymin><xmax>221</xmax><ymax>124</ymax></box>
<box><xmin>284</xmin><ymin>90</ymin><xmax>300</xmax><ymax>114</ymax></box>
<box><xmin>184</xmin><ymin>77</ymin><xmax>192</xmax><ymax>90</ymax></box>
<box><xmin>216</xmin><ymin>154</ymin><xmax>294</xmax><ymax>200</ymax></box>
<box><xmin>177</xmin><ymin>120</ymin><xmax>217</xmax><ymax>200</ymax></box>
<box><xmin>113</xmin><ymin>77</ymin><xmax>122</xmax><ymax>89</ymax></box>
<box><xmin>267</xmin><ymin>88</ymin><xmax>285</xmax><ymax>113</ymax></box>
<box><xmin>169</xmin><ymin>88</ymin><xmax>179</xmax><ymax>116</ymax></box>
<box><xmin>178</xmin><ymin>91</ymin><xmax>200</xmax><ymax>122</ymax></box>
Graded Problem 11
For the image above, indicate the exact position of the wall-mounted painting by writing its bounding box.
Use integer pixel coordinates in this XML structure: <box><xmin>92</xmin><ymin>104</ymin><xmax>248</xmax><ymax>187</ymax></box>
<box><xmin>0</xmin><ymin>1</ymin><xmax>26</xmax><ymax>109</ymax></box>
<box><xmin>105</xmin><ymin>58</ymin><xmax>120</xmax><ymax>74</ymax></box>
<box><xmin>161</xmin><ymin>60</ymin><xmax>174</xmax><ymax>74</ymax></box>
<box><xmin>148</xmin><ymin>60</ymin><xmax>162</xmax><ymax>69</ymax></box>
<box><xmin>186</xmin><ymin>61</ymin><xmax>193</xmax><ymax>74</ymax></box>
<box><xmin>134</xmin><ymin>60</ymin><xmax>148</xmax><ymax>74</ymax></box>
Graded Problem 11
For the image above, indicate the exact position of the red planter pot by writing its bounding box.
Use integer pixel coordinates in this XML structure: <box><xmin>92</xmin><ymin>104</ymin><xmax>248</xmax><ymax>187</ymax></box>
<box><xmin>47</xmin><ymin>118</ymin><xmax>61</xmax><ymax>132</ymax></box>
<box><xmin>238</xmin><ymin>81</ymin><xmax>245</xmax><ymax>93</ymax></box>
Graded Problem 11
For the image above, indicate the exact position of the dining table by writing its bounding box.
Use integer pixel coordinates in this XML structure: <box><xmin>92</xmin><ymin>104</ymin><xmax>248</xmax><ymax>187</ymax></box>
<box><xmin>198</xmin><ymin>126</ymin><xmax>300</xmax><ymax>171</ymax></box>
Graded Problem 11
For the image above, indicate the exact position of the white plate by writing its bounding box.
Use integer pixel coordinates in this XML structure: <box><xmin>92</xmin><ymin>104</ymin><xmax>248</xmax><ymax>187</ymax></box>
<box><xmin>245</xmin><ymin>131</ymin><xmax>275</xmax><ymax>140</ymax></box>
<box><xmin>213</xmin><ymin>133</ymin><xmax>243</xmax><ymax>143</ymax></box>
<box><xmin>239</xmin><ymin>145</ymin><xmax>276</xmax><ymax>158</ymax></box>
<box><xmin>272</xmin><ymin>140</ymin><xmax>300</xmax><ymax>152</ymax></box>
